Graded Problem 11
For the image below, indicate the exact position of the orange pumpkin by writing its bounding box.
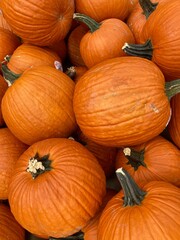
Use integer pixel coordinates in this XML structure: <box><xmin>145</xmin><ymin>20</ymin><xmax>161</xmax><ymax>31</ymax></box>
<box><xmin>2</xmin><ymin>65</ymin><xmax>77</xmax><ymax>145</ymax></box>
<box><xmin>0</xmin><ymin>203</ymin><xmax>25</xmax><ymax>240</ymax></box>
<box><xmin>73</xmin><ymin>13</ymin><xmax>135</xmax><ymax>68</ymax></box>
<box><xmin>73</xmin><ymin>56</ymin><xmax>176</xmax><ymax>147</ymax></box>
<box><xmin>115</xmin><ymin>135</ymin><xmax>180</xmax><ymax>187</ymax></box>
<box><xmin>0</xmin><ymin>9</ymin><xmax>11</xmax><ymax>31</ymax></box>
<box><xmin>8</xmin><ymin>138</ymin><xmax>106</xmax><ymax>238</ymax></box>
<box><xmin>0</xmin><ymin>0</ymin><xmax>75</xmax><ymax>46</ymax></box>
<box><xmin>168</xmin><ymin>94</ymin><xmax>180</xmax><ymax>149</ymax></box>
<box><xmin>0</xmin><ymin>74</ymin><xmax>7</xmax><ymax>127</ymax></box>
<box><xmin>0</xmin><ymin>128</ymin><xmax>27</xmax><ymax>199</ymax></box>
<box><xmin>97</xmin><ymin>168</ymin><xmax>180</xmax><ymax>240</ymax></box>
<box><xmin>123</xmin><ymin>0</ymin><xmax>180</xmax><ymax>81</ymax></box>
<box><xmin>48</xmin><ymin>39</ymin><xmax>67</xmax><ymax>63</ymax></box>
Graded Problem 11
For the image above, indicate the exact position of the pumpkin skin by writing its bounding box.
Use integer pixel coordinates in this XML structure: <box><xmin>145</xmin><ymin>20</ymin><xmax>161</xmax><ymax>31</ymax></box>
<box><xmin>168</xmin><ymin>94</ymin><xmax>180</xmax><ymax>149</ymax></box>
<box><xmin>0</xmin><ymin>204</ymin><xmax>25</xmax><ymax>240</ymax></box>
<box><xmin>115</xmin><ymin>135</ymin><xmax>180</xmax><ymax>187</ymax></box>
<box><xmin>0</xmin><ymin>128</ymin><xmax>27</xmax><ymax>200</ymax></box>
<box><xmin>8</xmin><ymin>138</ymin><xmax>106</xmax><ymax>238</ymax></box>
<box><xmin>97</xmin><ymin>180</ymin><xmax>180</xmax><ymax>240</ymax></box>
<box><xmin>0</xmin><ymin>0</ymin><xmax>75</xmax><ymax>46</ymax></box>
<box><xmin>0</xmin><ymin>9</ymin><xmax>11</xmax><ymax>31</ymax></box>
<box><xmin>2</xmin><ymin>65</ymin><xmax>77</xmax><ymax>145</ymax></box>
<box><xmin>73</xmin><ymin>57</ymin><xmax>171</xmax><ymax>147</ymax></box>
<box><xmin>0</xmin><ymin>75</ymin><xmax>8</xmax><ymax>127</ymax></box>
<box><xmin>5</xmin><ymin>43</ymin><xmax>62</xmax><ymax>75</ymax></box>
<box><xmin>75</xmin><ymin>0</ymin><xmax>135</xmax><ymax>22</ymax></box>
<box><xmin>0</xmin><ymin>27</ymin><xmax>20</xmax><ymax>62</ymax></box>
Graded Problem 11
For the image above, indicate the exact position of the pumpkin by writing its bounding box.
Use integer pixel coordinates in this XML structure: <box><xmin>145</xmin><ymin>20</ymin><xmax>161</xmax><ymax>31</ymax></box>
<box><xmin>73</xmin><ymin>56</ymin><xmax>179</xmax><ymax>147</ymax></box>
<box><xmin>115</xmin><ymin>135</ymin><xmax>180</xmax><ymax>187</ymax></box>
<box><xmin>2</xmin><ymin>43</ymin><xmax>62</xmax><ymax>83</ymax></box>
<box><xmin>1</xmin><ymin>65</ymin><xmax>77</xmax><ymax>145</ymax></box>
<box><xmin>0</xmin><ymin>9</ymin><xmax>11</xmax><ymax>31</ymax></box>
<box><xmin>75</xmin><ymin>0</ymin><xmax>135</xmax><ymax>22</ymax></box>
<box><xmin>0</xmin><ymin>128</ymin><xmax>27</xmax><ymax>200</ymax></box>
<box><xmin>123</xmin><ymin>0</ymin><xmax>180</xmax><ymax>81</ymax></box>
<box><xmin>67</xmin><ymin>24</ymin><xmax>88</xmax><ymax>66</ymax></box>
<box><xmin>0</xmin><ymin>74</ymin><xmax>7</xmax><ymax>127</ymax></box>
<box><xmin>97</xmin><ymin>168</ymin><xmax>180</xmax><ymax>240</ymax></box>
<box><xmin>0</xmin><ymin>0</ymin><xmax>75</xmax><ymax>46</ymax></box>
<box><xmin>8</xmin><ymin>138</ymin><xmax>106</xmax><ymax>238</ymax></box>
<box><xmin>48</xmin><ymin>39</ymin><xmax>67</xmax><ymax>63</ymax></box>
<box><xmin>168</xmin><ymin>93</ymin><xmax>180</xmax><ymax>149</ymax></box>
<box><xmin>0</xmin><ymin>203</ymin><xmax>25</xmax><ymax>240</ymax></box>
<box><xmin>73</xmin><ymin>13</ymin><xmax>135</xmax><ymax>68</ymax></box>
<box><xmin>0</xmin><ymin>27</ymin><xmax>20</xmax><ymax>62</ymax></box>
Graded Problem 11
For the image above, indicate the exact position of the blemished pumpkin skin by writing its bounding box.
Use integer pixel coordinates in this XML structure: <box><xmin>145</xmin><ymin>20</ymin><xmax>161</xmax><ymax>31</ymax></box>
<box><xmin>74</xmin><ymin>14</ymin><xmax>135</xmax><ymax>68</ymax></box>
<box><xmin>0</xmin><ymin>0</ymin><xmax>75</xmax><ymax>46</ymax></box>
<box><xmin>97</xmin><ymin>169</ymin><xmax>180</xmax><ymax>240</ymax></box>
<box><xmin>0</xmin><ymin>75</ymin><xmax>8</xmax><ymax>127</ymax></box>
<box><xmin>115</xmin><ymin>135</ymin><xmax>180</xmax><ymax>187</ymax></box>
<box><xmin>123</xmin><ymin>0</ymin><xmax>180</xmax><ymax>81</ymax></box>
<box><xmin>8</xmin><ymin>138</ymin><xmax>106</xmax><ymax>238</ymax></box>
<box><xmin>168</xmin><ymin>94</ymin><xmax>180</xmax><ymax>149</ymax></box>
<box><xmin>0</xmin><ymin>204</ymin><xmax>25</xmax><ymax>240</ymax></box>
<box><xmin>0</xmin><ymin>27</ymin><xmax>20</xmax><ymax>62</ymax></box>
<box><xmin>1</xmin><ymin>65</ymin><xmax>77</xmax><ymax>145</ymax></box>
<box><xmin>75</xmin><ymin>0</ymin><xmax>135</xmax><ymax>23</ymax></box>
<box><xmin>3</xmin><ymin>43</ymin><xmax>62</xmax><ymax>78</ymax></box>
<box><xmin>0</xmin><ymin>128</ymin><xmax>28</xmax><ymax>200</ymax></box>
<box><xmin>73</xmin><ymin>56</ymin><xmax>171</xmax><ymax>147</ymax></box>
<box><xmin>67</xmin><ymin>24</ymin><xmax>88</xmax><ymax>67</ymax></box>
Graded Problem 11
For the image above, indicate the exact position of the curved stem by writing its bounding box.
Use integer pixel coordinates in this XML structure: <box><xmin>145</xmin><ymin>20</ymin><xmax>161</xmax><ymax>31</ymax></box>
<box><xmin>73</xmin><ymin>13</ymin><xmax>101</xmax><ymax>33</ymax></box>
<box><xmin>26</xmin><ymin>153</ymin><xmax>52</xmax><ymax>179</ymax></box>
<box><xmin>123</xmin><ymin>147</ymin><xmax>146</xmax><ymax>170</ymax></box>
<box><xmin>139</xmin><ymin>0</ymin><xmax>158</xmax><ymax>19</ymax></box>
<box><xmin>49</xmin><ymin>231</ymin><xmax>84</xmax><ymax>240</ymax></box>
<box><xmin>122</xmin><ymin>39</ymin><xmax>153</xmax><ymax>60</ymax></box>
<box><xmin>116</xmin><ymin>168</ymin><xmax>146</xmax><ymax>206</ymax></box>
<box><xmin>165</xmin><ymin>79</ymin><xmax>180</xmax><ymax>101</ymax></box>
<box><xmin>1</xmin><ymin>63</ymin><xmax>21</xmax><ymax>86</ymax></box>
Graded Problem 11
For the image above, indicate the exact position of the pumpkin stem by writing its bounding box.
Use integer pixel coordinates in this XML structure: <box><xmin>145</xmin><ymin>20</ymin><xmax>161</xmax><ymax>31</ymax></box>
<box><xmin>122</xmin><ymin>39</ymin><xmax>153</xmax><ymax>60</ymax></box>
<box><xmin>73</xmin><ymin>13</ymin><xmax>101</xmax><ymax>33</ymax></box>
<box><xmin>26</xmin><ymin>152</ymin><xmax>52</xmax><ymax>179</ymax></box>
<box><xmin>1</xmin><ymin>63</ymin><xmax>21</xmax><ymax>86</ymax></box>
<box><xmin>123</xmin><ymin>147</ymin><xmax>146</xmax><ymax>170</ymax></box>
<box><xmin>116</xmin><ymin>168</ymin><xmax>146</xmax><ymax>206</ymax></box>
<box><xmin>49</xmin><ymin>231</ymin><xmax>84</xmax><ymax>240</ymax></box>
<box><xmin>139</xmin><ymin>0</ymin><xmax>158</xmax><ymax>19</ymax></box>
<box><xmin>65</xmin><ymin>66</ymin><xmax>76</xmax><ymax>80</ymax></box>
<box><xmin>165</xmin><ymin>79</ymin><xmax>180</xmax><ymax>101</ymax></box>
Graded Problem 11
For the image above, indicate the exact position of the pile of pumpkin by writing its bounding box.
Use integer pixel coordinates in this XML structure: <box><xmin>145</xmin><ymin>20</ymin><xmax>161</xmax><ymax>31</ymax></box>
<box><xmin>0</xmin><ymin>0</ymin><xmax>180</xmax><ymax>239</ymax></box>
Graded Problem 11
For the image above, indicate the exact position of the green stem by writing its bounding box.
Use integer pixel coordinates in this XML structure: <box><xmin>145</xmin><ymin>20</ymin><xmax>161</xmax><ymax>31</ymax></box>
<box><xmin>73</xmin><ymin>13</ymin><xmax>101</xmax><ymax>33</ymax></box>
<box><xmin>1</xmin><ymin>63</ymin><xmax>21</xmax><ymax>86</ymax></box>
<box><xmin>122</xmin><ymin>39</ymin><xmax>153</xmax><ymax>60</ymax></box>
<box><xmin>116</xmin><ymin>168</ymin><xmax>146</xmax><ymax>206</ymax></box>
<box><xmin>26</xmin><ymin>152</ymin><xmax>52</xmax><ymax>179</ymax></box>
<box><xmin>123</xmin><ymin>147</ymin><xmax>146</xmax><ymax>171</ymax></box>
<box><xmin>139</xmin><ymin>0</ymin><xmax>158</xmax><ymax>19</ymax></box>
<box><xmin>165</xmin><ymin>79</ymin><xmax>180</xmax><ymax>101</ymax></box>
<box><xmin>49</xmin><ymin>231</ymin><xmax>84</xmax><ymax>240</ymax></box>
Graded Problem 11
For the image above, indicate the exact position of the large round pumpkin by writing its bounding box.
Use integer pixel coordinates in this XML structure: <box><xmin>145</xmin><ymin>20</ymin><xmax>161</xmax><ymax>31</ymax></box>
<box><xmin>1</xmin><ymin>65</ymin><xmax>77</xmax><ymax>145</ymax></box>
<box><xmin>73</xmin><ymin>56</ymin><xmax>172</xmax><ymax>147</ymax></box>
<box><xmin>8</xmin><ymin>138</ymin><xmax>106</xmax><ymax>238</ymax></box>
<box><xmin>0</xmin><ymin>203</ymin><xmax>25</xmax><ymax>240</ymax></box>
<box><xmin>0</xmin><ymin>74</ymin><xmax>8</xmax><ymax>127</ymax></box>
<box><xmin>0</xmin><ymin>0</ymin><xmax>75</xmax><ymax>46</ymax></box>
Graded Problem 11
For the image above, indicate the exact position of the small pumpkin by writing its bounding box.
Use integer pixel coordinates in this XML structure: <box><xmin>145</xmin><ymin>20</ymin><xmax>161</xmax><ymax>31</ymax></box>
<box><xmin>8</xmin><ymin>138</ymin><xmax>106</xmax><ymax>238</ymax></box>
<box><xmin>2</xmin><ymin>65</ymin><xmax>77</xmax><ymax>145</ymax></box>
<box><xmin>73</xmin><ymin>13</ymin><xmax>135</xmax><ymax>68</ymax></box>
<box><xmin>97</xmin><ymin>168</ymin><xmax>180</xmax><ymax>240</ymax></box>
<box><xmin>0</xmin><ymin>74</ymin><xmax>7</xmax><ymax>127</ymax></box>
<box><xmin>73</xmin><ymin>56</ymin><xmax>179</xmax><ymax>147</ymax></box>
<box><xmin>0</xmin><ymin>203</ymin><xmax>25</xmax><ymax>240</ymax></box>
<box><xmin>168</xmin><ymin>93</ymin><xmax>180</xmax><ymax>149</ymax></box>
<box><xmin>123</xmin><ymin>0</ymin><xmax>180</xmax><ymax>81</ymax></box>
<box><xmin>0</xmin><ymin>128</ymin><xmax>27</xmax><ymax>199</ymax></box>
<box><xmin>115</xmin><ymin>135</ymin><xmax>180</xmax><ymax>187</ymax></box>
<box><xmin>0</xmin><ymin>0</ymin><xmax>75</xmax><ymax>46</ymax></box>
